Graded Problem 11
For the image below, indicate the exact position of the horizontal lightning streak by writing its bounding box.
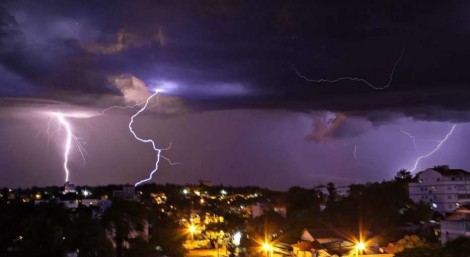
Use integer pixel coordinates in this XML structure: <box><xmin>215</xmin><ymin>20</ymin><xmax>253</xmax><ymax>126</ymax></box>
<box><xmin>101</xmin><ymin>100</ymin><xmax>146</xmax><ymax>113</ymax></box>
<box><xmin>294</xmin><ymin>49</ymin><xmax>405</xmax><ymax>90</ymax></box>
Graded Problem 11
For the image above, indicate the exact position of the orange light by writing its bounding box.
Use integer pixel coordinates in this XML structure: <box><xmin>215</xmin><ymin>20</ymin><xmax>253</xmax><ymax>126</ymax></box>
<box><xmin>263</xmin><ymin>243</ymin><xmax>271</xmax><ymax>251</ymax></box>
<box><xmin>189</xmin><ymin>225</ymin><xmax>196</xmax><ymax>233</ymax></box>
<box><xmin>356</xmin><ymin>242</ymin><xmax>366</xmax><ymax>251</ymax></box>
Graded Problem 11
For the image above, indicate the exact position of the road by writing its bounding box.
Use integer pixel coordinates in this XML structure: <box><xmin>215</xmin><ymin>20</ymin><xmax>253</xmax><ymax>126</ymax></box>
<box><xmin>187</xmin><ymin>249</ymin><xmax>228</xmax><ymax>257</ymax></box>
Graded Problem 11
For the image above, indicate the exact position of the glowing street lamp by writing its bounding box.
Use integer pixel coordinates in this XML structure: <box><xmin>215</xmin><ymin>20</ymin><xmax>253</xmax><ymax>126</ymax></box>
<box><xmin>262</xmin><ymin>242</ymin><xmax>273</xmax><ymax>257</ymax></box>
<box><xmin>355</xmin><ymin>242</ymin><xmax>366</xmax><ymax>256</ymax></box>
<box><xmin>189</xmin><ymin>225</ymin><xmax>196</xmax><ymax>233</ymax></box>
<box><xmin>233</xmin><ymin>231</ymin><xmax>242</xmax><ymax>246</ymax></box>
<box><xmin>188</xmin><ymin>225</ymin><xmax>196</xmax><ymax>240</ymax></box>
<box><xmin>82</xmin><ymin>189</ymin><xmax>91</xmax><ymax>197</ymax></box>
<box><xmin>262</xmin><ymin>243</ymin><xmax>270</xmax><ymax>251</ymax></box>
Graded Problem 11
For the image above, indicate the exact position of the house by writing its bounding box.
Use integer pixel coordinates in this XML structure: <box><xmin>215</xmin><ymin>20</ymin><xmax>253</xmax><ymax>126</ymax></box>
<box><xmin>64</xmin><ymin>182</ymin><xmax>76</xmax><ymax>194</ymax></box>
<box><xmin>245</xmin><ymin>203</ymin><xmax>264</xmax><ymax>218</ymax></box>
<box><xmin>113</xmin><ymin>185</ymin><xmax>138</xmax><ymax>200</ymax></box>
<box><xmin>314</xmin><ymin>185</ymin><xmax>350</xmax><ymax>198</ymax></box>
<box><xmin>80</xmin><ymin>198</ymin><xmax>100</xmax><ymax>207</ymax></box>
<box><xmin>273</xmin><ymin>205</ymin><xmax>287</xmax><ymax>218</ymax></box>
<box><xmin>291</xmin><ymin>240</ymin><xmax>329</xmax><ymax>257</ymax></box>
<box><xmin>408</xmin><ymin>166</ymin><xmax>470</xmax><ymax>214</ymax></box>
<box><xmin>295</xmin><ymin>228</ymin><xmax>354</xmax><ymax>256</ymax></box>
<box><xmin>440</xmin><ymin>204</ymin><xmax>470</xmax><ymax>244</ymax></box>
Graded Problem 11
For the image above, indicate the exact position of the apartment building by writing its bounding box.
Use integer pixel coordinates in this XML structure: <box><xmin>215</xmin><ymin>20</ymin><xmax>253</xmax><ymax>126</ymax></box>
<box><xmin>409</xmin><ymin>166</ymin><xmax>470</xmax><ymax>214</ymax></box>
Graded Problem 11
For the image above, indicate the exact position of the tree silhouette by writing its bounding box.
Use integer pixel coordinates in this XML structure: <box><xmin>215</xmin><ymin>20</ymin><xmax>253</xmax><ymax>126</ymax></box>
<box><xmin>101</xmin><ymin>199</ymin><xmax>147</xmax><ymax>257</ymax></box>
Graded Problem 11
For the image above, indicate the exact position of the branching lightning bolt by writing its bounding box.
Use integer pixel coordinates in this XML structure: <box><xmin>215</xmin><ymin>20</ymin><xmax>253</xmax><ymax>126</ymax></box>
<box><xmin>409</xmin><ymin>124</ymin><xmax>456</xmax><ymax>172</ymax></box>
<box><xmin>104</xmin><ymin>92</ymin><xmax>179</xmax><ymax>186</ymax></box>
<box><xmin>294</xmin><ymin>49</ymin><xmax>405</xmax><ymax>90</ymax></box>
<box><xmin>50</xmin><ymin>112</ymin><xmax>87</xmax><ymax>183</ymax></box>
<box><xmin>101</xmin><ymin>100</ymin><xmax>147</xmax><ymax>113</ymax></box>
<box><xmin>400</xmin><ymin>129</ymin><xmax>418</xmax><ymax>154</ymax></box>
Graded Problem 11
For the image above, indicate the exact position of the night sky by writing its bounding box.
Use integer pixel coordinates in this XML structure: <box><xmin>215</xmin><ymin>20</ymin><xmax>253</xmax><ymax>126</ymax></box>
<box><xmin>1</xmin><ymin>1</ymin><xmax>470</xmax><ymax>190</ymax></box>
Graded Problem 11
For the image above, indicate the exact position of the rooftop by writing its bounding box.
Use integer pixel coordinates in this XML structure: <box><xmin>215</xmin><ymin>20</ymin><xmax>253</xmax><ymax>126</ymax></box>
<box><xmin>432</xmin><ymin>167</ymin><xmax>470</xmax><ymax>177</ymax></box>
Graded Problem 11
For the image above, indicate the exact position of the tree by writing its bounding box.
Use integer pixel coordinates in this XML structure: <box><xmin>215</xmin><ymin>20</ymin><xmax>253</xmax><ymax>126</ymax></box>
<box><xmin>101</xmin><ymin>199</ymin><xmax>147</xmax><ymax>257</ymax></box>
<box><xmin>65</xmin><ymin>207</ymin><xmax>113</xmax><ymax>257</ymax></box>
<box><xmin>395</xmin><ymin>169</ymin><xmax>414</xmax><ymax>183</ymax></box>
<box><xmin>286</xmin><ymin>187</ymin><xmax>320</xmax><ymax>217</ymax></box>
<box><xmin>394</xmin><ymin>245</ymin><xmax>443</xmax><ymax>257</ymax></box>
<box><xmin>395</xmin><ymin>235</ymin><xmax>428</xmax><ymax>253</ymax></box>
<box><xmin>443</xmin><ymin>236</ymin><xmax>470</xmax><ymax>257</ymax></box>
<box><xmin>148</xmin><ymin>213</ymin><xmax>186</xmax><ymax>257</ymax></box>
<box><xmin>401</xmin><ymin>202</ymin><xmax>433</xmax><ymax>225</ymax></box>
<box><xmin>326</xmin><ymin>183</ymin><xmax>338</xmax><ymax>211</ymax></box>
<box><xmin>17</xmin><ymin>202</ymin><xmax>69</xmax><ymax>257</ymax></box>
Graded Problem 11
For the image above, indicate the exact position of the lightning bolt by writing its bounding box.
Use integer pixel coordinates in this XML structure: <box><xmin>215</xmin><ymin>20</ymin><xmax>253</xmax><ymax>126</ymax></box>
<box><xmin>103</xmin><ymin>91</ymin><xmax>178</xmax><ymax>186</ymax></box>
<box><xmin>400</xmin><ymin>129</ymin><xmax>418</xmax><ymax>153</ymax></box>
<box><xmin>409</xmin><ymin>124</ymin><xmax>456</xmax><ymax>172</ymax></box>
<box><xmin>101</xmin><ymin>100</ymin><xmax>146</xmax><ymax>113</ymax></box>
<box><xmin>353</xmin><ymin>145</ymin><xmax>358</xmax><ymax>160</ymax></box>
<box><xmin>294</xmin><ymin>49</ymin><xmax>405</xmax><ymax>90</ymax></box>
<box><xmin>50</xmin><ymin>112</ymin><xmax>86</xmax><ymax>183</ymax></box>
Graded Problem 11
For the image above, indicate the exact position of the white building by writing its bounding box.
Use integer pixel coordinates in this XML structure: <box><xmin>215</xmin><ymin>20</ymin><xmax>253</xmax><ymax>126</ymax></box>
<box><xmin>64</xmin><ymin>182</ymin><xmax>76</xmax><ymax>194</ymax></box>
<box><xmin>61</xmin><ymin>199</ymin><xmax>79</xmax><ymax>209</ymax></box>
<box><xmin>113</xmin><ymin>185</ymin><xmax>137</xmax><ymax>200</ymax></box>
<box><xmin>80</xmin><ymin>199</ymin><xmax>100</xmax><ymax>207</ymax></box>
<box><xmin>314</xmin><ymin>185</ymin><xmax>349</xmax><ymax>197</ymax></box>
<box><xmin>409</xmin><ymin>167</ymin><xmax>470</xmax><ymax>214</ymax></box>
<box><xmin>440</xmin><ymin>205</ymin><xmax>470</xmax><ymax>244</ymax></box>
<box><xmin>336</xmin><ymin>186</ymin><xmax>349</xmax><ymax>197</ymax></box>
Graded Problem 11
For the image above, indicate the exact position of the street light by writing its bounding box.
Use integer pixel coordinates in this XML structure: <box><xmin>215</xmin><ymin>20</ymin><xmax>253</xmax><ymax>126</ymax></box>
<box><xmin>188</xmin><ymin>225</ymin><xmax>196</xmax><ymax>240</ymax></box>
<box><xmin>233</xmin><ymin>231</ymin><xmax>242</xmax><ymax>246</ymax></box>
<box><xmin>355</xmin><ymin>242</ymin><xmax>366</xmax><ymax>257</ymax></box>
<box><xmin>262</xmin><ymin>243</ymin><xmax>270</xmax><ymax>251</ymax></box>
<box><xmin>262</xmin><ymin>242</ymin><xmax>273</xmax><ymax>257</ymax></box>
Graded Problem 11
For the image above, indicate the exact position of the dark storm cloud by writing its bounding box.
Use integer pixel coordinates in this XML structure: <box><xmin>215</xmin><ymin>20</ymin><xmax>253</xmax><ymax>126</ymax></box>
<box><xmin>1</xmin><ymin>0</ymin><xmax>470</xmax><ymax>122</ymax></box>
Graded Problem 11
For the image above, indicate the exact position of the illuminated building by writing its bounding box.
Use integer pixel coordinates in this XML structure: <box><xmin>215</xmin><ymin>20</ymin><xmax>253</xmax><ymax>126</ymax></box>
<box><xmin>440</xmin><ymin>204</ymin><xmax>470</xmax><ymax>244</ymax></box>
<box><xmin>409</xmin><ymin>166</ymin><xmax>470</xmax><ymax>214</ymax></box>
<box><xmin>64</xmin><ymin>182</ymin><xmax>76</xmax><ymax>194</ymax></box>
